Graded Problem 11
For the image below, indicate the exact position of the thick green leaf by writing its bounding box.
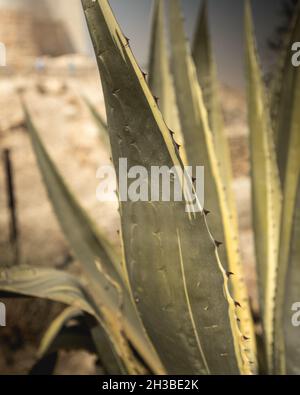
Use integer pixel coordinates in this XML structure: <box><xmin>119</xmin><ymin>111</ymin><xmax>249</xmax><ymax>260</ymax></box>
<box><xmin>270</xmin><ymin>3</ymin><xmax>300</xmax><ymax>189</ymax></box>
<box><xmin>23</xmin><ymin>107</ymin><xmax>164</xmax><ymax>375</ymax></box>
<box><xmin>275</xmin><ymin>177</ymin><xmax>300</xmax><ymax>374</ymax></box>
<box><xmin>38</xmin><ymin>307</ymin><xmax>94</xmax><ymax>356</ymax></box>
<box><xmin>273</xmin><ymin>6</ymin><xmax>300</xmax><ymax>372</ymax></box>
<box><xmin>148</xmin><ymin>0</ymin><xmax>185</xmax><ymax>154</ymax></box>
<box><xmin>39</xmin><ymin>307</ymin><xmax>126</xmax><ymax>374</ymax></box>
<box><xmin>192</xmin><ymin>0</ymin><xmax>237</xmax><ymax>230</ymax></box>
<box><xmin>0</xmin><ymin>265</ymin><xmax>98</xmax><ymax>315</ymax></box>
<box><xmin>0</xmin><ymin>265</ymin><xmax>147</xmax><ymax>374</ymax></box>
<box><xmin>169</xmin><ymin>0</ymin><xmax>256</xmax><ymax>371</ymax></box>
<box><xmin>24</xmin><ymin>106</ymin><xmax>121</xmax><ymax>281</ymax></box>
<box><xmin>82</xmin><ymin>0</ymin><xmax>252</xmax><ymax>374</ymax></box>
<box><xmin>90</xmin><ymin>325</ymin><xmax>128</xmax><ymax>374</ymax></box>
<box><xmin>245</xmin><ymin>0</ymin><xmax>282</xmax><ymax>372</ymax></box>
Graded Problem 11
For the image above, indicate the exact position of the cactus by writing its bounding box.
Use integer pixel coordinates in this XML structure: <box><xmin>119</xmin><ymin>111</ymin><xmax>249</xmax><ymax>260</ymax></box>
<box><xmin>245</xmin><ymin>0</ymin><xmax>300</xmax><ymax>374</ymax></box>
<box><xmin>148</xmin><ymin>0</ymin><xmax>184</xmax><ymax>152</ymax></box>
<box><xmin>192</xmin><ymin>1</ymin><xmax>237</xmax><ymax>228</ymax></box>
<box><xmin>272</xmin><ymin>1</ymin><xmax>300</xmax><ymax>375</ymax></box>
<box><xmin>0</xmin><ymin>0</ymin><xmax>299</xmax><ymax>375</ymax></box>
<box><xmin>169</xmin><ymin>0</ymin><xmax>256</xmax><ymax>369</ymax></box>
<box><xmin>245</xmin><ymin>0</ymin><xmax>282</xmax><ymax>372</ymax></box>
<box><xmin>23</xmin><ymin>105</ymin><xmax>164</xmax><ymax>375</ymax></box>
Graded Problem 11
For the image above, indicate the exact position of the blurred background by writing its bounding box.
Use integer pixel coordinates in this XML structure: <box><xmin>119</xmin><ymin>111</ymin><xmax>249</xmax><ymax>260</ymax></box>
<box><xmin>0</xmin><ymin>0</ymin><xmax>294</xmax><ymax>374</ymax></box>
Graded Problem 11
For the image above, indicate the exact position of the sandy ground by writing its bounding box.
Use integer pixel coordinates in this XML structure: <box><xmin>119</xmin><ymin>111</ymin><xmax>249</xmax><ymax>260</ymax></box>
<box><xmin>0</xmin><ymin>55</ymin><xmax>257</xmax><ymax>374</ymax></box>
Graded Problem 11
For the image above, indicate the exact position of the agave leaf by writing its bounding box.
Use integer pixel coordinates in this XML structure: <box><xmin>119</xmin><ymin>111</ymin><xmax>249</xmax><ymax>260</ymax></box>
<box><xmin>82</xmin><ymin>0</ymin><xmax>253</xmax><ymax>374</ymax></box>
<box><xmin>0</xmin><ymin>265</ymin><xmax>98</xmax><ymax>315</ymax></box>
<box><xmin>270</xmin><ymin>3</ymin><xmax>300</xmax><ymax>188</ymax></box>
<box><xmin>39</xmin><ymin>307</ymin><xmax>96</xmax><ymax>354</ymax></box>
<box><xmin>169</xmin><ymin>0</ymin><xmax>256</xmax><ymax>371</ymax></box>
<box><xmin>39</xmin><ymin>307</ymin><xmax>126</xmax><ymax>374</ymax></box>
<box><xmin>148</xmin><ymin>0</ymin><xmax>185</xmax><ymax>154</ymax></box>
<box><xmin>83</xmin><ymin>96</ymin><xmax>110</xmax><ymax>149</ymax></box>
<box><xmin>245</xmin><ymin>0</ymin><xmax>282</xmax><ymax>372</ymax></box>
<box><xmin>192</xmin><ymin>0</ymin><xmax>237</xmax><ymax>230</ymax></box>
<box><xmin>90</xmin><ymin>325</ymin><xmax>128</xmax><ymax>374</ymax></box>
<box><xmin>23</xmin><ymin>108</ymin><xmax>164</xmax><ymax>374</ymax></box>
<box><xmin>275</xmin><ymin>177</ymin><xmax>300</xmax><ymax>374</ymax></box>
<box><xmin>0</xmin><ymin>265</ymin><xmax>147</xmax><ymax>374</ymax></box>
<box><xmin>24</xmin><ymin>106</ymin><xmax>121</xmax><ymax>281</ymax></box>
<box><xmin>273</xmin><ymin>6</ymin><xmax>300</xmax><ymax>372</ymax></box>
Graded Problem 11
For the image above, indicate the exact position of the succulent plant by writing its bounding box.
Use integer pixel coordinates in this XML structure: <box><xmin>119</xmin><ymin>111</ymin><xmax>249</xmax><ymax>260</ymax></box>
<box><xmin>0</xmin><ymin>0</ymin><xmax>299</xmax><ymax>375</ymax></box>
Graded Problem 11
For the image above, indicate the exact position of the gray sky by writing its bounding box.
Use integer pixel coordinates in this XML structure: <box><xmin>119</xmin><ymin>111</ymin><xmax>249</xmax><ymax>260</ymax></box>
<box><xmin>107</xmin><ymin>0</ymin><xmax>283</xmax><ymax>90</ymax></box>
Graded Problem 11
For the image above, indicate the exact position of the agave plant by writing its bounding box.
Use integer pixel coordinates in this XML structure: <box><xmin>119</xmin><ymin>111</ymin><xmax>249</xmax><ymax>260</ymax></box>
<box><xmin>2</xmin><ymin>148</ymin><xmax>20</xmax><ymax>267</ymax></box>
<box><xmin>0</xmin><ymin>0</ymin><xmax>299</xmax><ymax>375</ymax></box>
